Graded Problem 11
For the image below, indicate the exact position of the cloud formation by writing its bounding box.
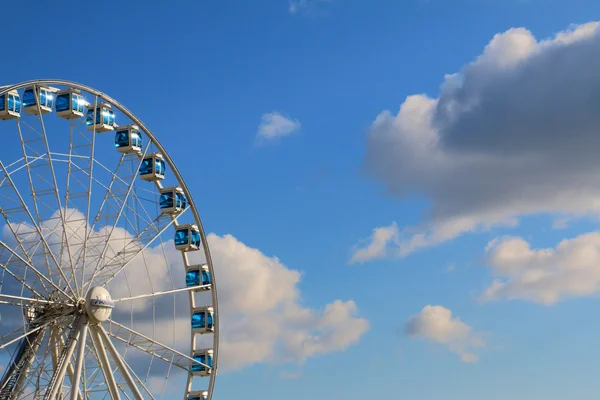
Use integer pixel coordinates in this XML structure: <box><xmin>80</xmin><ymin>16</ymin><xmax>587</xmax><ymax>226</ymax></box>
<box><xmin>483</xmin><ymin>232</ymin><xmax>600</xmax><ymax>305</ymax></box>
<box><xmin>203</xmin><ymin>233</ymin><xmax>370</xmax><ymax>370</ymax></box>
<box><xmin>358</xmin><ymin>22</ymin><xmax>600</xmax><ymax>259</ymax></box>
<box><xmin>350</xmin><ymin>222</ymin><xmax>399</xmax><ymax>263</ymax></box>
<box><xmin>109</xmin><ymin>231</ymin><xmax>370</xmax><ymax>372</ymax></box>
<box><xmin>256</xmin><ymin>112</ymin><xmax>301</xmax><ymax>142</ymax></box>
<box><xmin>0</xmin><ymin>209</ymin><xmax>369</xmax><ymax>378</ymax></box>
<box><xmin>405</xmin><ymin>305</ymin><xmax>485</xmax><ymax>363</ymax></box>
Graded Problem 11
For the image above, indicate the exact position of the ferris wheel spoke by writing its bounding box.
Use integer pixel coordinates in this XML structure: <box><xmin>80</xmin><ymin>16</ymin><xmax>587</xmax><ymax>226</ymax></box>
<box><xmin>0</xmin><ymin>293</ymin><xmax>72</xmax><ymax>306</ymax></box>
<box><xmin>105</xmin><ymin>319</ymin><xmax>210</xmax><ymax>371</ymax></box>
<box><xmin>0</xmin><ymin>239</ymin><xmax>74</xmax><ymax>301</ymax></box>
<box><xmin>49</xmin><ymin>324</ymin><xmax>85</xmax><ymax>400</ymax></box>
<box><xmin>88</xmin><ymin>326</ymin><xmax>121</xmax><ymax>400</ymax></box>
<box><xmin>107</xmin><ymin>336</ymin><xmax>156</xmax><ymax>400</ymax></box>
<box><xmin>0</xmin><ymin>255</ymin><xmax>46</xmax><ymax>299</ymax></box>
<box><xmin>85</xmin><ymin>334</ymin><xmax>113</xmax><ymax>398</ymax></box>
<box><xmin>122</xmin><ymin>357</ymin><xmax>156</xmax><ymax>400</ymax></box>
<box><xmin>0</xmin><ymin>181</ymin><xmax>53</xmax><ymax>298</ymax></box>
<box><xmin>71</xmin><ymin>152</ymin><xmax>127</xmax><ymax>293</ymax></box>
<box><xmin>59</xmin><ymin>96</ymin><xmax>99</xmax><ymax>299</ymax></box>
<box><xmin>19</xmin><ymin>327</ymin><xmax>56</xmax><ymax>399</ymax></box>
<box><xmin>96</xmin><ymin>325</ymin><xmax>143</xmax><ymax>400</ymax></box>
<box><xmin>0</xmin><ymin>325</ymin><xmax>47</xmax><ymax>397</ymax></box>
<box><xmin>30</xmin><ymin>96</ymin><xmax>79</xmax><ymax>297</ymax></box>
<box><xmin>45</xmin><ymin>315</ymin><xmax>85</xmax><ymax>400</ymax></box>
<box><xmin>0</xmin><ymin>321</ymin><xmax>52</xmax><ymax>352</ymax></box>
<box><xmin>86</xmin><ymin>141</ymin><xmax>151</xmax><ymax>291</ymax></box>
<box><xmin>95</xmin><ymin>209</ymin><xmax>186</xmax><ymax>289</ymax></box>
<box><xmin>0</xmin><ymin>162</ymin><xmax>77</xmax><ymax>298</ymax></box>
<box><xmin>112</xmin><ymin>285</ymin><xmax>210</xmax><ymax>303</ymax></box>
<box><xmin>81</xmin><ymin>114</ymin><xmax>97</xmax><ymax>298</ymax></box>
<box><xmin>69</xmin><ymin>321</ymin><xmax>89</xmax><ymax>400</ymax></box>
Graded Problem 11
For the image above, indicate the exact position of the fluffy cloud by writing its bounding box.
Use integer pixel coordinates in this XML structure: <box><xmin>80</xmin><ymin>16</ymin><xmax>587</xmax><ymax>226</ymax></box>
<box><xmin>405</xmin><ymin>305</ymin><xmax>485</xmax><ymax>363</ymax></box>
<box><xmin>256</xmin><ymin>112</ymin><xmax>301</xmax><ymax>142</ymax></box>
<box><xmin>0</xmin><ymin>211</ymin><xmax>369</xmax><ymax>375</ymax></box>
<box><xmin>350</xmin><ymin>222</ymin><xmax>399</xmax><ymax>263</ymax></box>
<box><xmin>482</xmin><ymin>232</ymin><xmax>600</xmax><ymax>305</ymax></box>
<box><xmin>358</xmin><ymin>22</ymin><xmax>600</xmax><ymax>259</ymax></box>
<box><xmin>200</xmin><ymin>234</ymin><xmax>370</xmax><ymax>370</ymax></box>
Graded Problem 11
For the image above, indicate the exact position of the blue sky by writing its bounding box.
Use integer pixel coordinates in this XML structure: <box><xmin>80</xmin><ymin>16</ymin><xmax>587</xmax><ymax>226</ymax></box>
<box><xmin>3</xmin><ymin>0</ymin><xmax>600</xmax><ymax>399</ymax></box>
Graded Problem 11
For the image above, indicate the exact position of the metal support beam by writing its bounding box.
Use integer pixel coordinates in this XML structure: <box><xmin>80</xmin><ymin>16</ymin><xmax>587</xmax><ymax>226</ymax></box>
<box><xmin>89</xmin><ymin>326</ymin><xmax>120</xmax><ymax>400</ymax></box>
<box><xmin>97</xmin><ymin>325</ymin><xmax>143</xmax><ymax>400</ymax></box>
<box><xmin>45</xmin><ymin>317</ymin><xmax>83</xmax><ymax>400</ymax></box>
<box><xmin>69</xmin><ymin>321</ymin><xmax>88</xmax><ymax>400</ymax></box>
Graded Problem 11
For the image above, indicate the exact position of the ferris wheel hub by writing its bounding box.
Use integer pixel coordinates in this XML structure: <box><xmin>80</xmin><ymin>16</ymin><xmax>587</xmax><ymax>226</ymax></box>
<box><xmin>85</xmin><ymin>286</ymin><xmax>114</xmax><ymax>324</ymax></box>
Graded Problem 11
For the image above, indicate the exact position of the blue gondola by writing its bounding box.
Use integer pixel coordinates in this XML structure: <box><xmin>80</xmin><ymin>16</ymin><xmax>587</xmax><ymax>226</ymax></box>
<box><xmin>192</xmin><ymin>306</ymin><xmax>214</xmax><ymax>334</ymax></box>
<box><xmin>56</xmin><ymin>89</ymin><xmax>86</xmax><ymax>119</ymax></box>
<box><xmin>0</xmin><ymin>90</ymin><xmax>21</xmax><ymax>120</ymax></box>
<box><xmin>186</xmin><ymin>391</ymin><xmax>208</xmax><ymax>400</ymax></box>
<box><xmin>191</xmin><ymin>349</ymin><xmax>213</xmax><ymax>376</ymax></box>
<box><xmin>86</xmin><ymin>102</ymin><xmax>116</xmax><ymax>132</ymax></box>
<box><xmin>115</xmin><ymin>124</ymin><xmax>142</xmax><ymax>154</ymax></box>
<box><xmin>186</xmin><ymin>264</ymin><xmax>211</xmax><ymax>289</ymax></box>
<box><xmin>139</xmin><ymin>153</ymin><xmax>165</xmax><ymax>181</ymax></box>
<box><xmin>23</xmin><ymin>86</ymin><xmax>57</xmax><ymax>114</ymax></box>
<box><xmin>175</xmin><ymin>224</ymin><xmax>201</xmax><ymax>251</ymax></box>
<box><xmin>160</xmin><ymin>186</ymin><xmax>187</xmax><ymax>214</ymax></box>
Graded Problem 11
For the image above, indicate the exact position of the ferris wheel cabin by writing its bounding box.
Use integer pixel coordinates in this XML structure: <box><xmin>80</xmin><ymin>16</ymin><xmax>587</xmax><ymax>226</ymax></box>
<box><xmin>55</xmin><ymin>88</ymin><xmax>87</xmax><ymax>119</ymax></box>
<box><xmin>86</xmin><ymin>102</ymin><xmax>116</xmax><ymax>132</ymax></box>
<box><xmin>192</xmin><ymin>306</ymin><xmax>214</xmax><ymax>334</ymax></box>
<box><xmin>175</xmin><ymin>224</ymin><xmax>201</xmax><ymax>251</ymax></box>
<box><xmin>115</xmin><ymin>124</ymin><xmax>142</xmax><ymax>153</ymax></box>
<box><xmin>191</xmin><ymin>349</ymin><xmax>213</xmax><ymax>376</ymax></box>
<box><xmin>186</xmin><ymin>264</ymin><xmax>211</xmax><ymax>288</ymax></box>
<box><xmin>23</xmin><ymin>86</ymin><xmax>58</xmax><ymax>115</ymax></box>
<box><xmin>139</xmin><ymin>153</ymin><xmax>166</xmax><ymax>181</ymax></box>
<box><xmin>160</xmin><ymin>186</ymin><xmax>187</xmax><ymax>214</ymax></box>
<box><xmin>0</xmin><ymin>89</ymin><xmax>21</xmax><ymax>120</ymax></box>
<box><xmin>187</xmin><ymin>391</ymin><xmax>208</xmax><ymax>400</ymax></box>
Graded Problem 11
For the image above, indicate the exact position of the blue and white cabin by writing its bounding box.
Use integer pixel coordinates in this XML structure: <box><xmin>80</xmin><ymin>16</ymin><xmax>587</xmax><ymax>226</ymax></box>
<box><xmin>55</xmin><ymin>88</ymin><xmax>87</xmax><ymax>119</ymax></box>
<box><xmin>0</xmin><ymin>89</ymin><xmax>21</xmax><ymax>120</ymax></box>
<box><xmin>186</xmin><ymin>391</ymin><xmax>208</xmax><ymax>400</ymax></box>
<box><xmin>23</xmin><ymin>86</ymin><xmax>57</xmax><ymax>115</ymax></box>
<box><xmin>86</xmin><ymin>102</ymin><xmax>116</xmax><ymax>132</ymax></box>
<box><xmin>115</xmin><ymin>124</ymin><xmax>142</xmax><ymax>154</ymax></box>
<box><xmin>175</xmin><ymin>224</ymin><xmax>201</xmax><ymax>251</ymax></box>
<box><xmin>186</xmin><ymin>264</ymin><xmax>211</xmax><ymax>289</ymax></box>
<box><xmin>139</xmin><ymin>153</ymin><xmax>165</xmax><ymax>181</ymax></box>
<box><xmin>191</xmin><ymin>349</ymin><xmax>213</xmax><ymax>376</ymax></box>
<box><xmin>192</xmin><ymin>306</ymin><xmax>214</xmax><ymax>334</ymax></box>
<box><xmin>160</xmin><ymin>186</ymin><xmax>187</xmax><ymax>214</ymax></box>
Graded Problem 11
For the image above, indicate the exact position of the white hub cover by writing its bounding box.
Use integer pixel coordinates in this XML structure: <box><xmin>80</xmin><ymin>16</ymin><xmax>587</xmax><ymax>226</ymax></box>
<box><xmin>85</xmin><ymin>286</ymin><xmax>114</xmax><ymax>323</ymax></box>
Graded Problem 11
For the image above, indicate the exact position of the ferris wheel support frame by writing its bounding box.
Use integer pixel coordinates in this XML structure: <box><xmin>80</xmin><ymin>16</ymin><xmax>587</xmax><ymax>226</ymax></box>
<box><xmin>0</xmin><ymin>79</ymin><xmax>220</xmax><ymax>399</ymax></box>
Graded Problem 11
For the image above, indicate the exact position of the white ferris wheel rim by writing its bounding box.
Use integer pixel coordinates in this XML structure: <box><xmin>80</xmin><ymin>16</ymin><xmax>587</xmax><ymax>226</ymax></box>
<box><xmin>0</xmin><ymin>79</ymin><xmax>220</xmax><ymax>399</ymax></box>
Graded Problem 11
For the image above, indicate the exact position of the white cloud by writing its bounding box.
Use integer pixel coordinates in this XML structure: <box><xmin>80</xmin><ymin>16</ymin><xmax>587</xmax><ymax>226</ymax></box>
<box><xmin>0</xmin><ymin>209</ymin><xmax>369</xmax><ymax>376</ymax></box>
<box><xmin>206</xmin><ymin>234</ymin><xmax>369</xmax><ymax>370</ymax></box>
<box><xmin>482</xmin><ymin>232</ymin><xmax>600</xmax><ymax>305</ymax></box>
<box><xmin>114</xmin><ymin>232</ymin><xmax>370</xmax><ymax>372</ymax></box>
<box><xmin>256</xmin><ymin>112</ymin><xmax>301</xmax><ymax>141</ymax></box>
<box><xmin>350</xmin><ymin>222</ymin><xmax>399</xmax><ymax>263</ymax></box>
<box><xmin>405</xmin><ymin>305</ymin><xmax>485</xmax><ymax>363</ymax></box>
<box><xmin>359</xmin><ymin>21</ymin><xmax>600</xmax><ymax>258</ymax></box>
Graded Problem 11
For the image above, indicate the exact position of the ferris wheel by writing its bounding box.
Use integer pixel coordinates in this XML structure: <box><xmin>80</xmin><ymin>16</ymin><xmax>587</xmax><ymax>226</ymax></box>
<box><xmin>0</xmin><ymin>80</ymin><xmax>219</xmax><ymax>399</ymax></box>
